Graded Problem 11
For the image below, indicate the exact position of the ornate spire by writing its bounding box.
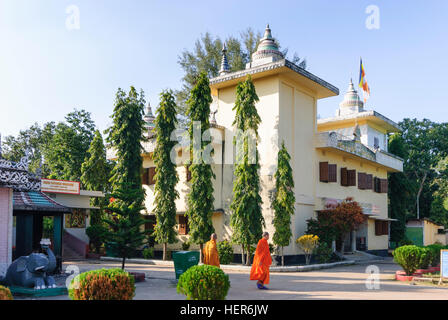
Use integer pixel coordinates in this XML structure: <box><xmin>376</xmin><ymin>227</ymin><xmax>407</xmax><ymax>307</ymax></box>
<box><xmin>336</xmin><ymin>79</ymin><xmax>364</xmax><ymax>116</ymax></box>
<box><xmin>248</xmin><ymin>24</ymin><xmax>284</xmax><ymax>68</ymax></box>
<box><xmin>219</xmin><ymin>42</ymin><xmax>230</xmax><ymax>75</ymax></box>
<box><xmin>144</xmin><ymin>101</ymin><xmax>155</xmax><ymax>129</ymax></box>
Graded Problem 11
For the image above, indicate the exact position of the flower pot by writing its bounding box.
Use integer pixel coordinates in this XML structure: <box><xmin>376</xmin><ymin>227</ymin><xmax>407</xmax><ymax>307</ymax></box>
<box><xmin>395</xmin><ymin>273</ymin><xmax>414</xmax><ymax>281</ymax></box>
<box><xmin>415</xmin><ymin>269</ymin><xmax>431</xmax><ymax>274</ymax></box>
<box><xmin>428</xmin><ymin>266</ymin><xmax>440</xmax><ymax>273</ymax></box>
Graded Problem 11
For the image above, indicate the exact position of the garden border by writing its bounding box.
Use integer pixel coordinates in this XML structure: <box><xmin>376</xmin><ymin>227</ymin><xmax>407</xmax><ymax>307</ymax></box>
<box><xmin>100</xmin><ymin>256</ymin><xmax>356</xmax><ymax>272</ymax></box>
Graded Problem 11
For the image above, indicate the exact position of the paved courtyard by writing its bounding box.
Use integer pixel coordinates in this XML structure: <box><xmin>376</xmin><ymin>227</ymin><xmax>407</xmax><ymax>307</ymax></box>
<box><xmin>16</xmin><ymin>258</ymin><xmax>448</xmax><ymax>300</ymax></box>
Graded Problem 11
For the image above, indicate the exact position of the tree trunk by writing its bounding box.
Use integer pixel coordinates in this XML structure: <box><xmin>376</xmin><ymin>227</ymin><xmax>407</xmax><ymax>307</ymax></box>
<box><xmin>121</xmin><ymin>257</ymin><xmax>126</xmax><ymax>270</ymax></box>
<box><xmin>163</xmin><ymin>243</ymin><xmax>167</xmax><ymax>261</ymax></box>
<box><xmin>340</xmin><ymin>236</ymin><xmax>346</xmax><ymax>256</ymax></box>
<box><xmin>281</xmin><ymin>247</ymin><xmax>284</xmax><ymax>267</ymax></box>
<box><xmin>246</xmin><ymin>244</ymin><xmax>251</xmax><ymax>266</ymax></box>
<box><xmin>199</xmin><ymin>243</ymin><xmax>204</xmax><ymax>263</ymax></box>
<box><xmin>415</xmin><ymin>171</ymin><xmax>427</xmax><ymax>220</ymax></box>
<box><xmin>241</xmin><ymin>245</ymin><xmax>245</xmax><ymax>265</ymax></box>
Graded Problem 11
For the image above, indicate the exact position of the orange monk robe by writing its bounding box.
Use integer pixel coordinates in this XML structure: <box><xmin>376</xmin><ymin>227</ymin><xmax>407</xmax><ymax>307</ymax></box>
<box><xmin>250</xmin><ymin>238</ymin><xmax>272</xmax><ymax>284</ymax></box>
<box><xmin>203</xmin><ymin>240</ymin><xmax>220</xmax><ymax>267</ymax></box>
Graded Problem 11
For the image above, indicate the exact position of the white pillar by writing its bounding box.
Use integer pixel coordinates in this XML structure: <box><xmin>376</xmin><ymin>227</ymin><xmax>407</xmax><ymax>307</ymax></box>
<box><xmin>0</xmin><ymin>188</ymin><xmax>13</xmax><ymax>276</ymax></box>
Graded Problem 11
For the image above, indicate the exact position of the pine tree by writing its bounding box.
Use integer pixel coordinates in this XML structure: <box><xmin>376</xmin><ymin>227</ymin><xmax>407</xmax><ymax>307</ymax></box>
<box><xmin>272</xmin><ymin>142</ymin><xmax>295</xmax><ymax>266</ymax></box>
<box><xmin>153</xmin><ymin>90</ymin><xmax>180</xmax><ymax>260</ymax></box>
<box><xmin>185</xmin><ymin>72</ymin><xmax>215</xmax><ymax>262</ymax></box>
<box><xmin>105</xmin><ymin>86</ymin><xmax>147</xmax><ymax>269</ymax></box>
<box><xmin>230</xmin><ymin>75</ymin><xmax>264</xmax><ymax>266</ymax></box>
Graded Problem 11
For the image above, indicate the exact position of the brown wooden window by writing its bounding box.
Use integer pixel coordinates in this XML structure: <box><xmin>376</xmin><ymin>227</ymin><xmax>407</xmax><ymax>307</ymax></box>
<box><xmin>319</xmin><ymin>162</ymin><xmax>329</xmax><ymax>182</ymax></box>
<box><xmin>358</xmin><ymin>172</ymin><xmax>365</xmax><ymax>190</ymax></box>
<box><xmin>328</xmin><ymin>164</ymin><xmax>337</xmax><ymax>183</ymax></box>
<box><xmin>148</xmin><ymin>167</ymin><xmax>156</xmax><ymax>185</ymax></box>
<box><xmin>374</xmin><ymin>177</ymin><xmax>388</xmax><ymax>193</ymax></box>
<box><xmin>365</xmin><ymin>174</ymin><xmax>373</xmax><ymax>190</ymax></box>
<box><xmin>347</xmin><ymin>170</ymin><xmax>356</xmax><ymax>186</ymax></box>
<box><xmin>375</xmin><ymin>220</ymin><xmax>389</xmax><ymax>236</ymax></box>
<box><xmin>341</xmin><ymin>168</ymin><xmax>348</xmax><ymax>186</ymax></box>
<box><xmin>186</xmin><ymin>165</ymin><xmax>192</xmax><ymax>182</ymax></box>
<box><xmin>380</xmin><ymin>179</ymin><xmax>388</xmax><ymax>193</ymax></box>
<box><xmin>178</xmin><ymin>214</ymin><xmax>189</xmax><ymax>235</ymax></box>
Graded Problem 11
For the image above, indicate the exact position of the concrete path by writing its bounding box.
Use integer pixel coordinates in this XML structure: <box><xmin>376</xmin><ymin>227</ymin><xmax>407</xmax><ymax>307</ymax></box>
<box><xmin>16</xmin><ymin>258</ymin><xmax>448</xmax><ymax>300</ymax></box>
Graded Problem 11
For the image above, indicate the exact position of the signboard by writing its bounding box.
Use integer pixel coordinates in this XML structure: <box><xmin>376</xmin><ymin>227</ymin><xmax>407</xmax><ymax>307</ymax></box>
<box><xmin>441</xmin><ymin>250</ymin><xmax>448</xmax><ymax>280</ymax></box>
<box><xmin>41</xmin><ymin>179</ymin><xmax>80</xmax><ymax>195</ymax></box>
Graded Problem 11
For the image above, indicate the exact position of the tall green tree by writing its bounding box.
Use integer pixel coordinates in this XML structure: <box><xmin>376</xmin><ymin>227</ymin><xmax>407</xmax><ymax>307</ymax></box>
<box><xmin>81</xmin><ymin>129</ymin><xmax>110</xmax><ymax>225</ymax></box>
<box><xmin>105</xmin><ymin>86</ymin><xmax>147</xmax><ymax>269</ymax></box>
<box><xmin>272</xmin><ymin>142</ymin><xmax>295</xmax><ymax>266</ymax></box>
<box><xmin>2</xmin><ymin>122</ymin><xmax>55</xmax><ymax>176</ymax></box>
<box><xmin>153</xmin><ymin>90</ymin><xmax>180</xmax><ymax>260</ymax></box>
<box><xmin>185</xmin><ymin>72</ymin><xmax>216</xmax><ymax>262</ymax></box>
<box><xmin>176</xmin><ymin>28</ymin><xmax>306</xmax><ymax>122</ymax></box>
<box><xmin>388</xmin><ymin>133</ymin><xmax>414</xmax><ymax>243</ymax></box>
<box><xmin>44</xmin><ymin>109</ymin><xmax>95</xmax><ymax>181</ymax></box>
<box><xmin>399</xmin><ymin>119</ymin><xmax>441</xmax><ymax>220</ymax></box>
<box><xmin>230</xmin><ymin>75</ymin><xmax>264</xmax><ymax>266</ymax></box>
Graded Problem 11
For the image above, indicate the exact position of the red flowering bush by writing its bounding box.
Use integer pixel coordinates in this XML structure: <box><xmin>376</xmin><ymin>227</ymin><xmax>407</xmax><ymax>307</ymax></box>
<box><xmin>69</xmin><ymin>268</ymin><xmax>135</xmax><ymax>300</ymax></box>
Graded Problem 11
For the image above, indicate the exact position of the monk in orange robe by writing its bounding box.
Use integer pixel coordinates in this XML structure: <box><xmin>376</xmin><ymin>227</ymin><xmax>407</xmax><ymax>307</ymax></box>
<box><xmin>203</xmin><ymin>233</ymin><xmax>220</xmax><ymax>267</ymax></box>
<box><xmin>250</xmin><ymin>232</ymin><xmax>272</xmax><ymax>289</ymax></box>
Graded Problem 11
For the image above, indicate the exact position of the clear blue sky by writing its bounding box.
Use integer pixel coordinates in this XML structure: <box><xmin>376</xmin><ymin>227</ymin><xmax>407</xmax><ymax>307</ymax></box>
<box><xmin>1</xmin><ymin>0</ymin><xmax>447</xmax><ymax>137</ymax></box>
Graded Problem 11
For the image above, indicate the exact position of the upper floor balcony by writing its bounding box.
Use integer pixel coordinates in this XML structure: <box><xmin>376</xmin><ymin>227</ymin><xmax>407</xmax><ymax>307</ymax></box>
<box><xmin>315</xmin><ymin>131</ymin><xmax>403</xmax><ymax>172</ymax></box>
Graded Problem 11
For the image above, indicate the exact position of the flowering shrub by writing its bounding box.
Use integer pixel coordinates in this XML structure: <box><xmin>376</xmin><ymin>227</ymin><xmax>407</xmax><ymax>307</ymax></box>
<box><xmin>296</xmin><ymin>234</ymin><xmax>319</xmax><ymax>265</ymax></box>
<box><xmin>177</xmin><ymin>265</ymin><xmax>230</xmax><ymax>300</ymax></box>
<box><xmin>69</xmin><ymin>268</ymin><xmax>135</xmax><ymax>300</ymax></box>
<box><xmin>217</xmin><ymin>240</ymin><xmax>234</xmax><ymax>265</ymax></box>
<box><xmin>0</xmin><ymin>285</ymin><xmax>13</xmax><ymax>300</ymax></box>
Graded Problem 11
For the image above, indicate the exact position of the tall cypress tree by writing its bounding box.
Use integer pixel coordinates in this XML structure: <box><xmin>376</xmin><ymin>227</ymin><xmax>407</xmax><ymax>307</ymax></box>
<box><xmin>104</xmin><ymin>86</ymin><xmax>147</xmax><ymax>269</ymax></box>
<box><xmin>153</xmin><ymin>90</ymin><xmax>180</xmax><ymax>260</ymax></box>
<box><xmin>230</xmin><ymin>75</ymin><xmax>264</xmax><ymax>266</ymax></box>
<box><xmin>272</xmin><ymin>141</ymin><xmax>295</xmax><ymax>266</ymax></box>
<box><xmin>81</xmin><ymin>130</ymin><xmax>109</xmax><ymax>223</ymax></box>
<box><xmin>185</xmin><ymin>72</ymin><xmax>215</xmax><ymax>262</ymax></box>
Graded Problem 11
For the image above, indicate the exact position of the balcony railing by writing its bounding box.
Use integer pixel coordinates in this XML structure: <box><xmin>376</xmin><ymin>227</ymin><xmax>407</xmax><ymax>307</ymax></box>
<box><xmin>315</xmin><ymin>132</ymin><xmax>403</xmax><ymax>172</ymax></box>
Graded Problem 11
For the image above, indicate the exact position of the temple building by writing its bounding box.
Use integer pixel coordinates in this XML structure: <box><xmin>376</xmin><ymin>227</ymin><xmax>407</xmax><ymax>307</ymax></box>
<box><xmin>107</xmin><ymin>25</ymin><xmax>404</xmax><ymax>261</ymax></box>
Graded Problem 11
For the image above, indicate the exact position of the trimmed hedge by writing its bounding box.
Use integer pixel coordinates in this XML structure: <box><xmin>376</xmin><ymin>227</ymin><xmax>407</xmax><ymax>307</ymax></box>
<box><xmin>217</xmin><ymin>240</ymin><xmax>233</xmax><ymax>265</ymax></box>
<box><xmin>69</xmin><ymin>268</ymin><xmax>135</xmax><ymax>300</ymax></box>
<box><xmin>177</xmin><ymin>265</ymin><xmax>230</xmax><ymax>300</ymax></box>
<box><xmin>0</xmin><ymin>285</ymin><xmax>13</xmax><ymax>300</ymax></box>
<box><xmin>393</xmin><ymin>245</ymin><xmax>423</xmax><ymax>275</ymax></box>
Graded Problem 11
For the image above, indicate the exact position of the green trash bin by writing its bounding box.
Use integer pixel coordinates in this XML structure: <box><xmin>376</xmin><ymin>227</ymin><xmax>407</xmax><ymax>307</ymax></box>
<box><xmin>172</xmin><ymin>251</ymin><xmax>200</xmax><ymax>279</ymax></box>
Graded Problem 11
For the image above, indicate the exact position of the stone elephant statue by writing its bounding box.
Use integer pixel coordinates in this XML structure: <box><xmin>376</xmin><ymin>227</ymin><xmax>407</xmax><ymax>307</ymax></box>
<box><xmin>0</xmin><ymin>246</ymin><xmax>57</xmax><ymax>289</ymax></box>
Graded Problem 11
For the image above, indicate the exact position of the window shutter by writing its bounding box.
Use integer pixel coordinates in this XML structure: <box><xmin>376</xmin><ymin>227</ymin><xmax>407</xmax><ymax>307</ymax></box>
<box><xmin>375</xmin><ymin>221</ymin><xmax>381</xmax><ymax>236</ymax></box>
<box><xmin>348</xmin><ymin>170</ymin><xmax>356</xmax><ymax>186</ymax></box>
<box><xmin>148</xmin><ymin>167</ymin><xmax>156</xmax><ymax>185</ymax></box>
<box><xmin>329</xmin><ymin>164</ymin><xmax>337</xmax><ymax>183</ymax></box>
<box><xmin>341</xmin><ymin>168</ymin><xmax>348</xmax><ymax>186</ymax></box>
<box><xmin>383</xmin><ymin>221</ymin><xmax>389</xmax><ymax>235</ymax></box>
<box><xmin>144</xmin><ymin>215</ymin><xmax>156</xmax><ymax>231</ymax></box>
<box><xmin>374</xmin><ymin>177</ymin><xmax>380</xmax><ymax>193</ymax></box>
<box><xmin>319</xmin><ymin>162</ymin><xmax>329</xmax><ymax>182</ymax></box>
<box><xmin>365</xmin><ymin>174</ymin><xmax>373</xmax><ymax>190</ymax></box>
<box><xmin>380</xmin><ymin>179</ymin><xmax>388</xmax><ymax>193</ymax></box>
<box><xmin>358</xmin><ymin>172</ymin><xmax>365</xmax><ymax>190</ymax></box>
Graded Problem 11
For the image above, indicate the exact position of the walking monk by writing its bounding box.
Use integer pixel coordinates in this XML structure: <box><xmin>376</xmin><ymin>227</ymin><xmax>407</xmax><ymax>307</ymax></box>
<box><xmin>203</xmin><ymin>233</ymin><xmax>220</xmax><ymax>267</ymax></box>
<box><xmin>250</xmin><ymin>232</ymin><xmax>272</xmax><ymax>289</ymax></box>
